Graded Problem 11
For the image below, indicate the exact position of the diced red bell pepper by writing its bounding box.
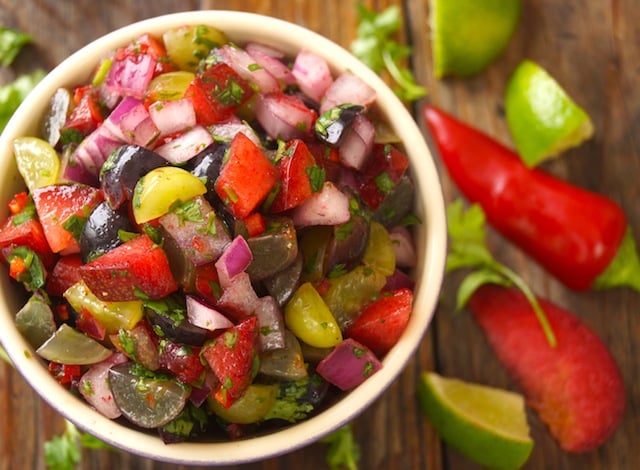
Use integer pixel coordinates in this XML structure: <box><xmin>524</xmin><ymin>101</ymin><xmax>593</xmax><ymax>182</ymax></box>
<box><xmin>48</xmin><ymin>362</ymin><xmax>82</xmax><ymax>389</ymax></box>
<box><xmin>45</xmin><ymin>254</ymin><xmax>83</xmax><ymax>297</ymax></box>
<box><xmin>32</xmin><ymin>183</ymin><xmax>104</xmax><ymax>255</ymax></box>
<box><xmin>159</xmin><ymin>339</ymin><xmax>205</xmax><ymax>385</ymax></box>
<box><xmin>270</xmin><ymin>139</ymin><xmax>318</xmax><ymax>213</ymax></box>
<box><xmin>65</xmin><ymin>86</ymin><xmax>105</xmax><ymax>135</ymax></box>
<box><xmin>192</xmin><ymin>262</ymin><xmax>223</xmax><ymax>306</ymax></box>
<box><xmin>185</xmin><ymin>62</ymin><xmax>254</xmax><ymax>126</ymax></box>
<box><xmin>79</xmin><ymin>234</ymin><xmax>178</xmax><ymax>301</ymax></box>
<box><xmin>346</xmin><ymin>287</ymin><xmax>413</xmax><ymax>357</ymax></box>
<box><xmin>200</xmin><ymin>315</ymin><xmax>258</xmax><ymax>408</ymax></box>
<box><xmin>7</xmin><ymin>191</ymin><xmax>30</xmax><ymax>215</ymax></box>
<box><xmin>215</xmin><ymin>132</ymin><xmax>279</xmax><ymax>219</ymax></box>
<box><xmin>357</xmin><ymin>144</ymin><xmax>410</xmax><ymax>210</ymax></box>
<box><xmin>0</xmin><ymin>214</ymin><xmax>55</xmax><ymax>269</ymax></box>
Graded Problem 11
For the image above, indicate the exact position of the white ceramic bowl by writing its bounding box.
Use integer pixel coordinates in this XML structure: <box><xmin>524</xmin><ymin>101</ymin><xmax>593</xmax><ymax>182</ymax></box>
<box><xmin>0</xmin><ymin>10</ymin><xmax>446</xmax><ymax>465</ymax></box>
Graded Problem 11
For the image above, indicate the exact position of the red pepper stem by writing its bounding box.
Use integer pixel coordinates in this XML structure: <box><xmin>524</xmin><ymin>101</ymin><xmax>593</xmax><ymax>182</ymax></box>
<box><xmin>494</xmin><ymin>264</ymin><xmax>558</xmax><ymax>348</ymax></box>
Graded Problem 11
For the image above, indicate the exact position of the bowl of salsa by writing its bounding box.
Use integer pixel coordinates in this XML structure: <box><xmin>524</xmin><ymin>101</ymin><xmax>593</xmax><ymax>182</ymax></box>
<box><xmin>0</xmin><ymin>10</ymin><xmax>446</xmax><ymax>465</ymax></box>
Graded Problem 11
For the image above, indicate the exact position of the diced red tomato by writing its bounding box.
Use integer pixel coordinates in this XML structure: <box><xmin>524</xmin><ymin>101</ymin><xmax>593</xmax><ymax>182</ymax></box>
<box><xmin>159</xmin><ymin>339</ymin><xmax>205</xmax><ymax>384</ymax></box>
<box><xmin>185</xmin><ymin>62</ymin><xmax>254</xmax><ymax>126</ymax></box>
<box><xmin>32</xmin><ymin>183</ymin><xmax>104</xmax><ymax>255</ymax></box>
<box><xmin>201</xmin><ymin>316</ymin><xmax>258</xmax><ymax>408</ymax></box>
<box><xmin>46</xmin><ymin>254</ymin><xmax>83</xmax><ymax>297</ymax></box>
<box><xmin>0</xmin><ymin>214</ymin><xmax>56</xmax><ymax>269</ymax></box>
<box><xmin>48</xmin><ymin>362</ymin><xmax>82</xmax><ymax>388</ymax></box>
<box><xmin>79</xmin><ymin>234</ymin><xmax>178</xmax><ymax>301</ymax></box>
<box><xmin>357</xmin><ymin>144</ymin><xmax>410</xmax><ymax>210</ymax></box>
<box><xmin>215</xmin><ymin>132</ymin><xmax>279</xmax><ymax>219</ymax></box>
<box><xmin>346</xmin><ymin>287</ymin><xmax>413</xmax><ymax>356</ymax></box>
<box><xmin>270</xmin><ymin>139</ymin><xmax>318</xmax><ymax>213</ymax></box>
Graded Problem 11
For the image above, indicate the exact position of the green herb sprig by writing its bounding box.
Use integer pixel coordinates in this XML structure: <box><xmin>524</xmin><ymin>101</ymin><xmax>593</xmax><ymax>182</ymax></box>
<box><xmin>446</xmin><ymin>199</ymin><xmax>557</xmax><ymax>347</ymax></box>
<box><xmin>351</xmin><ymin>3</ymin><xmax>427</xmax><ymax>102</ymax></box>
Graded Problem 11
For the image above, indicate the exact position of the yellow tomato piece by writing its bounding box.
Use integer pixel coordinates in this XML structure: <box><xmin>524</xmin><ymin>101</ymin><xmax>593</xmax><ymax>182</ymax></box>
<box><xmin>132</xmin><ymin>166</ymin><xmax>207</xmax><ymax>224</ymax></box>
<box><xmin>13</xmin><ymin>136</ymin><xmax>60</xmax><ymax>192</ymax></box>
<box><xmin>63</xmin><ymin>281</ymin><xmax>144</xmax><ymax>334</ymax></box>
<box><xmin>162</xmin><ymin>24</ymin><xmax>227</xmax><ymax>72</ymax></box>
<box><xmin>285</xmin><ymin>282</ymin><xmax>342</xmax><ymax>348</ymax></box>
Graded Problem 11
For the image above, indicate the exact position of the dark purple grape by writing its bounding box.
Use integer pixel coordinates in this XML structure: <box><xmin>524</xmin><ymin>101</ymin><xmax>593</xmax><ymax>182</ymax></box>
<box><xmin>79</xmin><ymin>201</ymin><xmax>137</xmax><ymax>263</ymax></box>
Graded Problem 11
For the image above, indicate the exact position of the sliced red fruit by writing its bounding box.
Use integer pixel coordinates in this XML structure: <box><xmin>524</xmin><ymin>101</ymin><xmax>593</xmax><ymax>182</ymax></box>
<box><xmin>270</xmin><ymin>139</ymin><xmax>318</xmax><ymax>213</ymax></box>
<box><xmin>159</xmin><ymin>339</ymin><xmax>205</xmax><ymax>385</ymax></box>
<box><xmin>200</xmin><ymin>315</ymin><xmax>259</xmax><ymax>408</ymax></box>
<box><xmin>468</xmin><ymin>284</ymin><xmax>626</xmax><ymax>453</ymax></box>
<box><xmin>32</xmin><ymin>183</ymin><xmax>104</xmax><ymax>255</ymax></box>
<box><xmin>214</xmin><ymin>132</ymin><xmax>279</xmax><ymax>219</ymax></box>
<box><xmin>346</xmin><ymin>287</ymin><xmax>413</xmax><ymax>357</ymax></box>
<box><xmin>357</xmin><ymin>144</ymin><xmax>410</xmax><ymax>210</ymax></box>
<box><xmin>46</xmin><ymin>254</ymin><xmax>83</xmax><ymax>297</ymax></box>
<box><xmin>79</xmin><ymin>234</ymin><xmax>178</xmax><ymax>301</ymax></box>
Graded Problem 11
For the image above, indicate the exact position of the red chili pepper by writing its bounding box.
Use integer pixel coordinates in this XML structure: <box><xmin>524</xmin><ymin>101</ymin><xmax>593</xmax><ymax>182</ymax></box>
<box><xmin>423</xmin><ymin>104</ymin><xmax>640</xmax><ymax>291</ymax></box>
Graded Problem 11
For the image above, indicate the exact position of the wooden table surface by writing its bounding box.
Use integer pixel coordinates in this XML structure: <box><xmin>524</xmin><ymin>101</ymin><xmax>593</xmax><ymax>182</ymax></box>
<box><xmin>1</xmin><ymin>1</ymin><xmax>638</xmax><ymax>469</ymax></box>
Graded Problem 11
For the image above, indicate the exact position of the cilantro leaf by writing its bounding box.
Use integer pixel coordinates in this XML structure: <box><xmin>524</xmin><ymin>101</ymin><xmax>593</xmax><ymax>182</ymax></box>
<box><xmin>351</xmin><ymin>3</ymin><xmax>427</xmax><ymax>102</ymax></box>
<box><xmin>446</xmin><ymin>199</ymin><xmax>557</xmax><ymax>346</ymax></box>
<box><xmin>321</xmin><ymin>423</ymin><xmax>361</xmax><ymax>470</ymax></box>
<box><xmin>45</xmin><ymin>419</ymin><xmax>114</xmax><ymax>470</ymax></box>
<box><xmin>0</xmin><ymin>69</ymin><xmax>46</xmax><ymax>132</ymax></box>
<box><xmin>0</xmin><ymin>27</ymin><xmax>33</xmax><ymax>66</ymax></box>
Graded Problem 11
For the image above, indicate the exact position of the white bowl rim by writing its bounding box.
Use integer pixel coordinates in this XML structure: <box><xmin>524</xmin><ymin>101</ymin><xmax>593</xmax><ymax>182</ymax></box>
<box><xmin>0</xmin><ymin>10</ymin><xmax>447</xmax><ymax>465</ymax></box>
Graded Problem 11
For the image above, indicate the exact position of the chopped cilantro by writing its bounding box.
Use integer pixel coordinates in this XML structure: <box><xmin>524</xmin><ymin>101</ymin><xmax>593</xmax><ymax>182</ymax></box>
<box><xmin>306</xmin><ymin>165</ymin><xmax>326</xmax><ymax>193</ymax></box>
<box><xmin>62</xmin><ymin>214</ymin><xmax>87</xmax><ymax>241</ymax></box>
<box><xmin>321</xmin><ymin>423</ymin><xmax>361</xmax><ymax>470</ymax></box>
<box><xmin>374</xmin><ymin>171</ymin><xmax>395</xmax><ymax>195</ymax></box>
<box><xmin>335</xmin><ymin>220</ymin><xmax>354</xmax><ymax>241</ymax></box>
<box><xmin>350</xmin><ymin>2</ymin><xmax>427</xmax><ymax>102</ymax></box>
<box><xmin>169</xmin><ymin>198</ymin><xmax>203</xmax><ymax>225</ymax></box>
<box><xmin>328</xmin><ymin>263</ymin><xmax>348</xmax><ymax>279</ymax></box>
<box><xmin>0</xmin><ymin>69</ymin><xmax>46</xmax><ymax>132</ymax></box>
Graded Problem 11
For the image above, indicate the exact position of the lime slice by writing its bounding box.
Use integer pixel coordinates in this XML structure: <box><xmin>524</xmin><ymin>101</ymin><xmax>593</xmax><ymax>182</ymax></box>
<box><xmin>418</xmin><ymin>372</ymin><xmax>533</xmax><ymax>470</ymax></box>
<box><xmin>505</xmin><ymin>59</ymin><xmax>594</xmax><ymax>166</ymax></box>
<box><xmin>431</xmin><ymin>0</ymin><xmax>522</xmax><ymax>78</ymax></box>
<box><xmin>13</xmin><ymin>136</ymin><xmax>60</xmax><ymax>192</ymax></box>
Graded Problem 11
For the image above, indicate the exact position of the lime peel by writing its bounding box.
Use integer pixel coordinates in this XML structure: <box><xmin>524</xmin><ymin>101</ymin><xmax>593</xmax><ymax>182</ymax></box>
<box><xmin>505</xmin><ymin>59</ymin><xmax>594</xmax><ymax>166</ymax></box>
<box><xmin>418</xmin><ymin>372</ymin><xmax>534</xmax><ymax>470</ymax></box>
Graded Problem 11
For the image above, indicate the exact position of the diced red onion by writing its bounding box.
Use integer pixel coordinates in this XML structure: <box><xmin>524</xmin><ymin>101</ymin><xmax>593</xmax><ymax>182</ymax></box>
<box><xmin>209</xmin><ymin>116</ymin><xmax>262</xmax><ymax>147</ymax></box>
<box><xmin>338</xmin><ymin>114</ymin><xmax>375</xmax><ymax>170</ymax></box>
<box><xmin>186</xmin><ymin>295</ymin><xmax>234</xmax><ymax>332</ymax></box>
<box><xmin>316</xmin><ymin>338</ymin><xmax>382</xmax><ymax>391</ymax></box>
<box><xmin>149</xmin><ymin>98</ymin><xmax>196</xmax><ymax>137</ymax></box>
<box><xmin>215</xmin><ymin>235</ymin><xmax>253</xmax><ymax>288</ymax></box>
<box><xmin>255</xmin><ymin>296</ymin><xmax>285</xmax><ymax>352</ymax></box>
<box><xmin>154</xmin><ymin>125</ymin><xmax>213</xmax><ymax>164</ymax></box>
<box><xmin>216</xmin><ymin>44</ymin><xmax>281</xmax><ymax>94</ymax></box>
<box><xmin>78</xmin><ymin>352</ymin><xmax>128</xmax><ymax>419</ymax></box>
<box><xmin>389</xmin><ymin>226</ymin><xmax>417</xmax><ymax>268</ymax></box>
<box><xmin>105</xmin><ymin>54</ymin><xmax>156</xmax><ymax>99</ymax></box>
<box><xmin>292</xmin><ymin>50</ymin><xmax>334</xmax><ymax>104</ymax></box>
<box><xmin>246</xmin><ymin>43</ymin><xmax>296</xmax><ymax>87</ymax></box>
<box><xmin>119</xmin><ymin>106</ymin><xmax>160</xmax><ymax>147</ymax></box>
<box><xmin>291</xmin><ymin>181</ymin><xmax>351</xmax><ymax>228</ymax></box>
<box><xmin>102</xmin><ymin>96</ymin><xmax>141</xmax><ymax>141</ymax></box>
<box><xmin>254</xmin><ymin>92</ymin><xmax>317</xmax><ymax>141</ymax></box>
<box><xmin>319</xmin><ymin>71</ymin><xmax>376</xmax><ymax>114</ymax></box>
<box><xmin>66</xmin><ymin>124</ymin><xmax>124</xmax><ymax>181</ymax></box>
<box><xmin>216</xmin><ymin>271</ymin><xmax>260</xmax><ymax>322</ymax></box>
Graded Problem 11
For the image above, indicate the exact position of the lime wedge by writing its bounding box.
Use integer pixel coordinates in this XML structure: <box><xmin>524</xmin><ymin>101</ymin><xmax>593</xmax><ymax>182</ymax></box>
<box><xmin>13</xmin><ymin>136</ymin><xmax>60</xmax><ymax>192</ymax></box>
<box><xmin>505</xmin><ymin>59</ymin><xmax>594</xmax><ymax>166</ymax></box>
<box><xmin>431</xmin><ymin>0</ymin><xmax>522</xmax><ymax>78</ymax></box>
<box><xmin>418</xmin><ymin>372</ymin><xmax>533</xmax><ymax>470</ymax></box>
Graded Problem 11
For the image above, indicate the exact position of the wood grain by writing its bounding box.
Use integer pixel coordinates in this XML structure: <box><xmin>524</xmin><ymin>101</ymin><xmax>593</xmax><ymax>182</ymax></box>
<box><xmin>0</xmin><ymin>1</ymin><xmax>638</xmax><ymax>469</ymax></box>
